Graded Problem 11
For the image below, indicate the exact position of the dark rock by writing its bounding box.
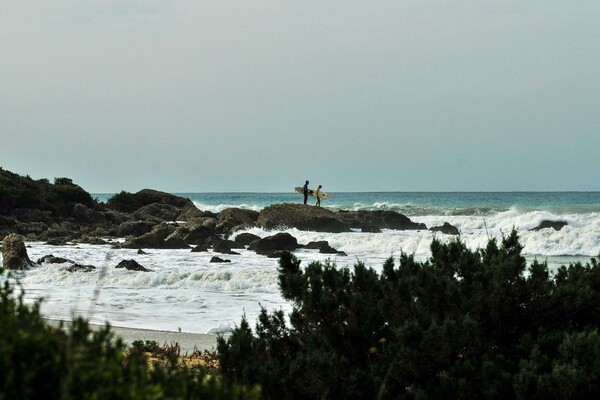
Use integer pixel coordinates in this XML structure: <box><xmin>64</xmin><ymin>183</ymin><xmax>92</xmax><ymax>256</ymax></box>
<box><xmin>2</xmin><ymin>233</ymin><xmax>36</xmax><ymax>270</ymax></box>
<box><xmin>210</xmin><ymin>256</ymin><xmax>231</xmax><ymax>263</ymax></box>
<box><xmin>257</xmin><ymin>204</ymin><xmax>351</xmax><ymax>233</ymax></box>
<box><xmin>37</xmin><ymin>254</ymin><xmax>73</xmax><ymax>264</ymax></box>
<box><xmin>45</xmin><ymin>239</ymin><xmax>68</xmax><ymax>246</ymax></box>
<box><xmin>248</xmin><ymin>232</ymin><xmax>299</xmax><ymax>255</ymax></box>
<box><xmin>430</xmin><ymin>222</ymin><xmax>460</xmax><ymax>236</ymax></box>
<box><xmin>134</xmin><ymin>203</ymin><xmax>182</xmax><ymax>221</ymax></box>
<box><xmin>177</xmin><ymin>204</ymin><xmax>208</xmax><ymax>221</ymax></box>
<box><xmin>137</xmin><ymin>249</ymin><xmax>147</xmax><ymax>255</ymax></box>
<box><xmin>16</xmin><ymin>221</ymin><xmax>48</xmax><ymax>236</ymax></box>
<box><xmin>115</xmin><ymin>259</ymin><xmax>150</xmax><ymax>272</ymax></box>
<box><xmin>66</xmin><ymin>263</ymin><xmax>96</xmax><ymax>273</ymax></box>
<box><xmin>361</xmin><ymin>225</ymin><xmax>382</xmax><ymax>233</ymax></box>
<box><xmin>234</xmin><ymin>233</ymin><xmax>261</xmax><ymax>246</ymax></box>
<box><xmin>170</xmin><ymin>218</ymin><xmax>216</xmax><ymax>245</ymax></box>
<box><xmin>117</xmin><ymin>220</ymin><xmax>158</xmax><ymax>237</ymax></box>
<box><xmin>121</xmin><ymin>224</ymin><xmax>189</xmax><ymax>249</ymax></box>
<box><xmin>339</xmin><ymin>210</ymin><xmax>426</xmax><ymax>231</ymax></box>
<box><xmin>530</xmin><ymin>220</ymin><xmax>568</xmax><ymax>232</ymax></box>
<box><xmin>79</xmin><ymin>236</ymin><xmax>107</xmax><ymax>245</ymax></box>
<box><xmin>72</xmin><ymin>203</ymin><xmax>106</xmax><ymax>223</ymax></box>
<box><xmin>213</xmin><ymin>240</ymin><xmax>240</xmax><ymax>255</ymax></box>
<box><xmin>304</xmin><ymin>240</ymin><xmax>329</xmax><ymax>250</ymax></box>
<box><xmin>217</xmin><ymin>208</ymin><xmax>259</xmax><ymax>234</ymax></box>
<box><xmin>191</xmin><ymin>244</ymin><xmax>209</xmax><ymax>252</ymax></box>
<box><xmin>305</xmin><ymin>240</ymin><xmax>346</xmax><ymax>255</ymax></box>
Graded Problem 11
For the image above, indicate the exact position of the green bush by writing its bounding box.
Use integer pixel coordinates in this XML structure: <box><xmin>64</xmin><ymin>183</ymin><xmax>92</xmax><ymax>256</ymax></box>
<box><xmin>0</xmin><ymin>169</ymin><xmax>97</xmax><ymax>217</ymax></box>
<box><xmin>0</xmin><ymin>279</ymin><xmax>260</xmax><ymax>399</ymax></box>
<box><xmin>218</xmin><ymin>231</ymin><xmax>600</xmax><ymax>399</ymax></box>
<box><xmin>106</xmin><ymin>191</ymin><xmax>143</xmax><ymax>213</ymax></box>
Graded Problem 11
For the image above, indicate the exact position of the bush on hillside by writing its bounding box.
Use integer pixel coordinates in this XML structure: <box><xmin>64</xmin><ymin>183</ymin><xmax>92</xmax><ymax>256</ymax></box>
<box><xmin>0</xmin><ymin>278</ymin><xmax>260</xmax><ymax>399</ymax></box>
<box><xmin>0</xmin><ymin>169</ymin><xmax>96</xmax><ymax>217</ymax></box>
<box><xmin>106</xmin><ymin>191</ymin><xmax>141</xmax><ymax>213</ymax></box>
<box><xmin>218</xmin><ymin>231</ymin><xmax>600</xmax><ymax>399</ymax></box>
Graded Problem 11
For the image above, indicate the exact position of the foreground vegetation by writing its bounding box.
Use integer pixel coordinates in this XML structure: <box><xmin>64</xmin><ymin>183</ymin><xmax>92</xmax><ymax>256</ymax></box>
<box><xmin>0</xmin><ymin>278</ymin><xmax>259</xmax><ymax>399</ymax></box>
<box><xmin>3</xmin><ymin>231</ymin><xmax>600</xmax><ymax>399</ymax></box>
<box><xmin>219</xmin><ymin>232</ymin><xmax>600</xmax><ymax>399</ymax></box>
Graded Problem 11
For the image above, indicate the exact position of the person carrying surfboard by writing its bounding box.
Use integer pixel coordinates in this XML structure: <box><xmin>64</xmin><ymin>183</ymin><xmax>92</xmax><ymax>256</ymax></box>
<box><xmin>315</xmin><ymin>185</ymin><xmax>323</xmax><ymax>207</ymax></box>
<box><xmin>303</xmin><ymin>180</ymin><xmax>310</xmax><ymax>205</ymax></box>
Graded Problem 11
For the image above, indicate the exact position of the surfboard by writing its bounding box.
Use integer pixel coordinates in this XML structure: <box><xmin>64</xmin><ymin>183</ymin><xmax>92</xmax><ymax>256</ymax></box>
<box><xmin>294</xmin><ymin>187</ymin><xmax>330</xmax><ymax>199</ymax></box>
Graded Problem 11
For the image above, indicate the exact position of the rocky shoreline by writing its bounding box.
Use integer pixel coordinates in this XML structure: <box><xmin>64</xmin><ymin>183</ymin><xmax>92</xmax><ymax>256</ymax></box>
<box><xmin>2</xmin><ymin>168</ymin><xmax>564</xmax><ymax>271</ymax></box>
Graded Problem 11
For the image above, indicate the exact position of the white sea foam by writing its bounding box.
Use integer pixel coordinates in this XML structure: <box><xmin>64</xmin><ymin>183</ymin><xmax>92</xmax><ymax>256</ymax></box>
<box><xmin>192</xmin><ymin>201</ymin><xmax>263</xmax><ymax>213</ymax></box>
<box><xmin>3</xmin><ymin>205</ymin><xmax>598</xmax><ymax>335</ymax></box>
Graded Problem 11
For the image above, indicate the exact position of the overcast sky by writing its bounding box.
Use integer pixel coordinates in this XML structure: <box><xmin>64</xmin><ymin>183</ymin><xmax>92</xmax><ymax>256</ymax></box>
<box><xmin>1</xmin><ymin>1</ymin><xmax>599</xmax><ymax>192</ymax></box>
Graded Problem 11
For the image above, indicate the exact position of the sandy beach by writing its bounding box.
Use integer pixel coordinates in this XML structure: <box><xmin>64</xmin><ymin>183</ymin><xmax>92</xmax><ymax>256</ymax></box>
<box><xmin>46</xmin><ymin>319</ymin><xmax>220</xmax><ymax>353</ymax></box>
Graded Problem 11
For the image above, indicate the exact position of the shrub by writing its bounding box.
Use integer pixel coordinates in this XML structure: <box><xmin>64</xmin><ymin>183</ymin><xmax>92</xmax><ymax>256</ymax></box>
<box><xmin>218</xmin><ymin>231</ymin><xmax>600</xmax><ymax>399</ymax></box>
<box><xmin>106</xmin><ymin>190</ymin><xmax>142</xmax><ymax>213</ymax></box>
<box><xmin>0</xmin><ymin>279</ymin><xmax>260</xmax><ymax>399</ymax></box>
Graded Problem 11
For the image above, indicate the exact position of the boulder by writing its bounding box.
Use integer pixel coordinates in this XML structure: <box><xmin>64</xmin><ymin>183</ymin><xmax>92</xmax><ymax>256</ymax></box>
<box><xmin>117</xmin><ymin>220</ymin><xmax>158</xmax><ymax>237</ymax></box>
<box><xmin>234</xmin><ymin>232</ymin><xmax>261</xmax><ymax>246</ymax></box>
<box><xmin>210</xmin><ymin>256</ymin><xmax>231</xmax><ymax>263</ymax></box>
<box><xmin>137</xmin><ymin>249</ymin><xmax>147</xmax><ymax>255</ymax></box>
<box><xmin>177</xmin><ymin>204</ymin><xmax>209</xmax><ymax>221</ymax></box>
<box><xmin>115</xmin><ymin>259</ymin><xmax>150</xmax><ymax>272</ymax></box>
<box><xmin>72</xmin><ymin>203</ymin><xmax>106</xmax><ymax>223</ymax></box>
<box><xmin>2</xmin><ymin>233</ymin><xmax>36</xmax><ymax>270</ymax></box>
<box><xmin>530</xmin><ymin>220</ymin><xmax>568</xmax><ymax>232</ymax></box>
<box><xmin>213</xmin><ymin>240</ymin><xmax>240</xmax><ymax>255</ymax></box>
<box><xmin>121</xmin><ymin>224</ymin><xmax>189</xmax><ymax>249</ymax></box>
<box><xmin>257</xmin><ymin>204</ymin><xmax>351</xmax><ymax>233</ymax></box>
<box><xmin>338</xmin><ymin>210</ymin><xmax>426</xmax><ymax>231</ymax></box>
<box><xmin>66</xmin><ymin>263</ymin><xmax>96</xmax><ymax>273</ymax></box>
<box><xmin>430</xmin><ymin>222</ymin><xmax>460</xmax><ymax>235</ymax></box>
<box><xmin>170</xmin><ymin>218</ymin><xmax>217</xmax><ymax>245</ymax></box>
<box><xmin>134</xmin><ymin>203</ymin><xmax>182</xmax><ymax>221</ymax></box>
<box><xmin>361</xmin><ymin>225</ymin><xmax>382</xmax><ymax>233</ymax></box>
<box><xmin>248</xmin><ymin>232</ymin><xmax>299</xmax><ymax>255</ymax></box>
<box><xmin>37</xmin><ymin>254</ymin><xmax>73</xmax><ymax>264</ymax></box>
<box><xmin>305</xmin><ymin>240</ymin><xmax>346</xmax><ymax>255</ymax></box>
<box><xmin>216</xmin><ymin>208</ymin><xmax>259</xmax><ymax>234</ymax></box>
<box><xmin>191</xmin><ymin>244</ymin><xmax>209</xmax><ymax>252</ymax></box>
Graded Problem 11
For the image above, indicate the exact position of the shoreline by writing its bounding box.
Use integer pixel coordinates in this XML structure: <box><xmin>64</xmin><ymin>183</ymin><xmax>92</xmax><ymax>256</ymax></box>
<box><xmin>45</xmin><ymin>319</ymin><xmax>220</xmax><ymax>353</ymax></box>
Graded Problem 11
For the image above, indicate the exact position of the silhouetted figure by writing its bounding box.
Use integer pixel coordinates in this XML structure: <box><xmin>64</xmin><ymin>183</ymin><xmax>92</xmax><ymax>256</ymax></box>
<box><xmin>303</xmin><ymin>180</ymin><xmax>310</xmax><ymax>205</ymax></box>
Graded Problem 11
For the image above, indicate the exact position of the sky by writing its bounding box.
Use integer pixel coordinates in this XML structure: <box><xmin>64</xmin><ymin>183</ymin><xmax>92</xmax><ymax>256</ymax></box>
<box><xmin>1</xmin><ymin>1</ymin><xmax>599</xmax><ymax>193</ymax></box>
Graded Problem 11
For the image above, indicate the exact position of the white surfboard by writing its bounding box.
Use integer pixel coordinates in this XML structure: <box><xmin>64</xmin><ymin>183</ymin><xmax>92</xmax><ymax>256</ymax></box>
<box><xmin>294</xmin><ymin>187</ymin><xmax>330</xmax><ymax>199</ymax></box>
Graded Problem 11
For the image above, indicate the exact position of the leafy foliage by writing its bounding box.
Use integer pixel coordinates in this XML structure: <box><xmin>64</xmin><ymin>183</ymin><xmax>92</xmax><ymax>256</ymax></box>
<box><xmin>106</xmin><ymin>190</ymin><xmax>145</xmax><ymax>213</ymax></box>
<box><xmin>218</xmin><ymin>231</ymin><xmax>600</xmax><ymax>399</ymax></box>
<box><xmin>0</xmin><ymin>168</ymin><xmax>95</xmax><ymax>217</ymax></box>
<box><xmin>0</xmin><ymin>279</ymin><xmax>260</xmax><ymax>399</ymax></box>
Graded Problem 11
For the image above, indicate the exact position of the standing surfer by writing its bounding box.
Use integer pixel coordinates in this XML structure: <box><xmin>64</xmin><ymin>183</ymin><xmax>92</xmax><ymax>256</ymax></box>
<box><xmin>315</xmin><ymin>185</ymin><xmax>322</xmax><ymax>207</ymax></box>
<box><xmin>303</xmin><ymin>180</ymin><xmax>309</xmax><ymax>205</ymax></box>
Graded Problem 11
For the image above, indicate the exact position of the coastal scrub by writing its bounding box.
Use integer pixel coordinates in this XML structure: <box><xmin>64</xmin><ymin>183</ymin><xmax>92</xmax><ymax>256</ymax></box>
<box><xmin>218</xmin><ymin>231</ymin><xmax>600</xmax><ymax>399</ymax></box>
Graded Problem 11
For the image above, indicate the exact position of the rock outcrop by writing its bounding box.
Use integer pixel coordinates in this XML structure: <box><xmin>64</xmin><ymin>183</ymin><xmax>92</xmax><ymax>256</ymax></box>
<box><xmin>257</xmin><ymin>204</ymin><xmax>350</xmax><ymax>233</ymax></box>
<box><xmin>338</xmin><ymin>210</ymin><xmax>426</xmax><ymax>231</ymax></box>
<box><xmin>115</xmin><ymin>259</ymin><xmax>150</xmax><ymax>272</ymax></box>
<box><xmin>217</xmin><ymin>208</ymin><xmax>260</xmax><ymax>234</ymax></box>
<box><xmin>120</xmin><ymin>224</ymin><xmax>189</xmax><ymax>249</ymax></box>
<box><xmin>2</xmin><ymin>233</ymin><xmax>36</xmax><ymax>270</ymax></box>
<box><xmin>234</xmin><ymin>233</ymin><xmax>261</xmax><ymax>246</ymax></box>
<box><xmin>530</xmin><ymin>220</ymin><xmax>568</xmax><ymax>231</ymax></box>
<box><xmin>430</xmin><ymin>222</ymin><xmax>460</xmax><ymax>235</ymax></box>
<box><xmin>248</xmin><ymin>232</ymin><xmax>300</xmax><ymax>256</ymax></box>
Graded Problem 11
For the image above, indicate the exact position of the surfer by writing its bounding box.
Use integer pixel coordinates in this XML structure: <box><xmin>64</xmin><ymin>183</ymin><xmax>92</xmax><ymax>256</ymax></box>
<box><xmin>315</xmin><ymin>185</ymin><xmax>322</xmax><ymax>207</ymax></box>
<box><xmin>303</xmin><ymin>180</ymin><xmax>309</xmax><ymax>205</ymax></box>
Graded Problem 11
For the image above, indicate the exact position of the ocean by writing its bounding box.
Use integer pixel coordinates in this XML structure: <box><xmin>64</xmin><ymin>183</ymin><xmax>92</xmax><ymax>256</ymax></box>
<box><xmin>5</xmin><ymin>192</ymin><xmax>600</xmax><ymax>335</ymax></box>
